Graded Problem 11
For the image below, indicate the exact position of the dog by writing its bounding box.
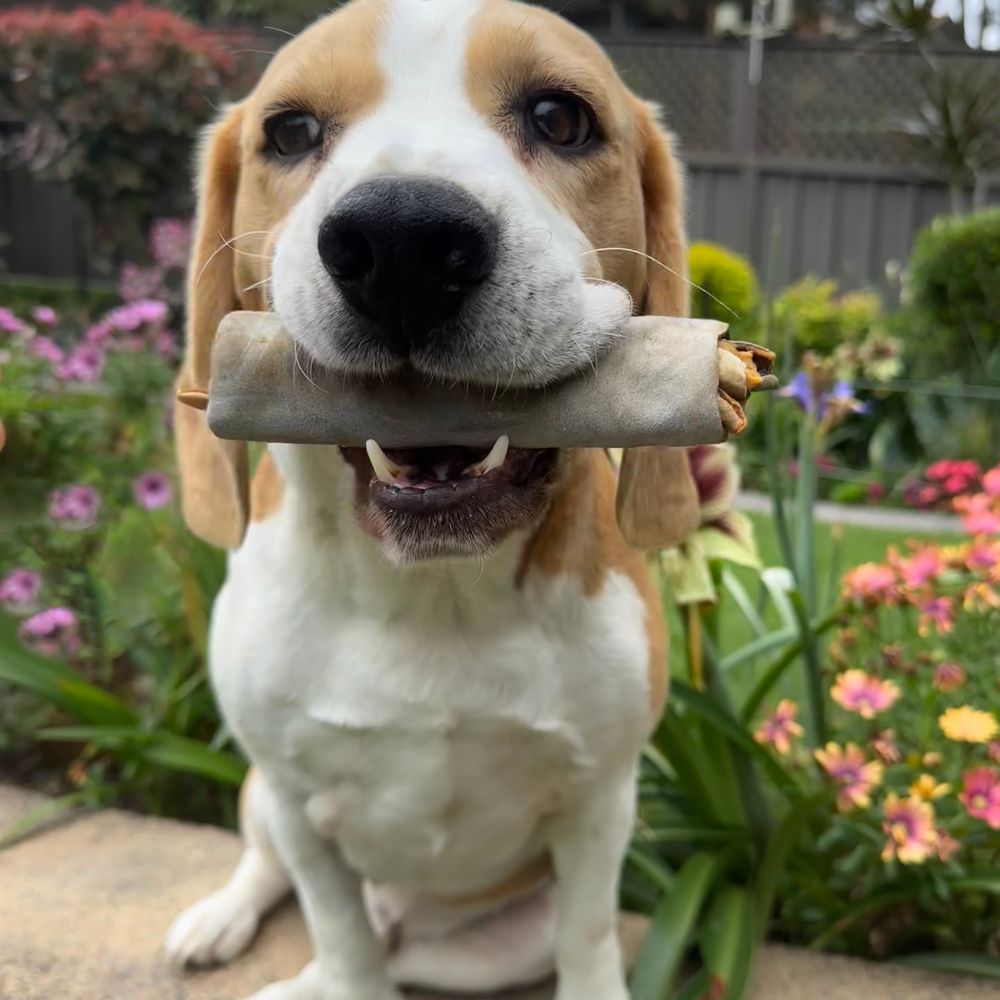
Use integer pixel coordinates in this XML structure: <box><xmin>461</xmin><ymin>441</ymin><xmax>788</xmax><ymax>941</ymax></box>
<box><xmin>166</xmin><ymin>1</ymin><xmax>697</xmax><ymax>997</ymax></box>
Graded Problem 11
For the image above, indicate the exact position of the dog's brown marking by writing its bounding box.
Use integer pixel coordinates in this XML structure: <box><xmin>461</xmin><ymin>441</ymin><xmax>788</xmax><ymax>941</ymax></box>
<box><xmin>250</xmin><ymin>451</ymin><xmax>285</xmax><ymax>524</ymax></box>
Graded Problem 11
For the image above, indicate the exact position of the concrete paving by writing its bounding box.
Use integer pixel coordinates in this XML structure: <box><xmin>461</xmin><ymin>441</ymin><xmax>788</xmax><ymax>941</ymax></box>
<box><xmin>1</xmin><ymin>784</ymin><xmax>997</xmax><ymax>1000</ymax></box>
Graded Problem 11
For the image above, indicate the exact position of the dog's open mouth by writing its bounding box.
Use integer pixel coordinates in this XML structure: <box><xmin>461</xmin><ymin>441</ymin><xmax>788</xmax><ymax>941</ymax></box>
<box><xmin>339</xmin><ymin>439</ymin><xmax>559</xmax><ymax>559</ymax></box>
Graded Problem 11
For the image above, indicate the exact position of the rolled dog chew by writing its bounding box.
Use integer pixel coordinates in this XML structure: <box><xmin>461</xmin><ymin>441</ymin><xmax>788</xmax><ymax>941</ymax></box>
<box><xmin>195</xmin><ymin>311</ymin><xmax>775</xmax><ymax>448</ymax></box>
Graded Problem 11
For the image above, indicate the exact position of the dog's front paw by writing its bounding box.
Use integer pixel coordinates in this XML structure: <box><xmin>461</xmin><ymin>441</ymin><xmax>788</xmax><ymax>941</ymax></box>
<box><xmin>166</xmin><ymin>889</ymin><xmax>261</xmax><ymax>967</ymax></box>
<box><xmin>243</xmin><ymin>963</ymin><xmax>404</xmax><ymax>1000</ymax></box>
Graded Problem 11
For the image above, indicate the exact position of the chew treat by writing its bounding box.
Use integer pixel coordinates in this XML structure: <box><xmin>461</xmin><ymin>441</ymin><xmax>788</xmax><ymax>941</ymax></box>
<box><xmin>192</xmin><ymin>311</ymin><xmax>775</xmax><ymax>449</ymax></box>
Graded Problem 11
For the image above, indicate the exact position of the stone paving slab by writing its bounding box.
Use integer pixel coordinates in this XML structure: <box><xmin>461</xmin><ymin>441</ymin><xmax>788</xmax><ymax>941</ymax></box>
<box><xmin>1</xmin><ymin>785</ymin><xmax>998</xmax><ymax>1000</ymax></box>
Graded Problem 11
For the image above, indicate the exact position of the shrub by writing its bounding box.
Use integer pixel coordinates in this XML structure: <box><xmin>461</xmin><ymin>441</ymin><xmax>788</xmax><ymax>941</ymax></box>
<box><xmin>0</xmin><ymin>5</ymin><xmax>245</xmax><ymax>266</ymax></box>
<box><xmin>688</xmin><ymin>241</ymin><xmax>759</xmax><ymax>336</ymax></box>
<box><xmin>905</xmin><ymin>207</ymin><xmax>1000</xmax><ymax>376</ymax></box>
<box><xmin>774</xmin><ymin>277</ymin><xmax>884</xmax><ymax>357</ymax></box>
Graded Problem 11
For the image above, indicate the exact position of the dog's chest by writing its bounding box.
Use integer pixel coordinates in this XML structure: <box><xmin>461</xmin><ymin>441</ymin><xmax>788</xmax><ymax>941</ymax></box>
<box><xmin>211</xmin><ymin>523</ymin><xmax>651</xmax><ymax>887</ymax></box>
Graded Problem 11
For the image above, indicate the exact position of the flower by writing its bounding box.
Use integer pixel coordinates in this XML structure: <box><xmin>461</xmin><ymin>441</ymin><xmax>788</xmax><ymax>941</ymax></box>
<box><xmin>881</xmin><ymin>794</ymin><xmax>938</xmax><ymax>864</ymax></box>
<box><xmin>48</xmin><ymin>485</ymin><xmax>101</xmax><ymax>529</ymax></box>
<box><xmin>132</xmin><ymin>471</ymin><xmax>172</xmax><ymax>510</ymax></box>
<box><xmin>104</xmin><ymin>299</ymin><xmax>168</xmax><ymax>332</ymax></box>
<box><xmin>936</xmin><ymin>829</ymin><xmax>961</xmax><ymax>862</ymax></box>
<box><xmin>841</xmin><ymin>563</ymin><xmax>897</xmax><ymax>604</ymax></box>
<box><xmin>0</xmin><ymin>568</ymin><xmax>42</xmax><ymax>615</ymax></box>
<box><xmin>18</xmin><ymin>607</ymin><xmax>80</xmax><ymax>657</ymax></box>
<box><xmin>84</xmin><ymin>321</ymin><xmax>113</xmax><ymax>345</ymax></box>
<box><xmin>914</xmin><ymin>594</ymin><xmax>954</xmax><ymax>636</ymax></box>
<box><xmin>966</xmin><ymin>539</ymin><xmax>1000</xmax><ymax>578</ymax></box>
<box><xmin>988</xmin><ymin>741</ymin><xmax>1000</xmax><ymax>765</ymax></box>
<box><xmin>30</xmin><ymin>305</ymin><xmax>58</xmax><ymax>326</ymax></box>
<box><xmin>152</xmin><ymin>329</ymin><xmax>177</xmax><ymax>358</ymax></box>
<box><xmin>922</xmin><ymin>751</ymin><xmax>943</xmax><ymax>769</ymax></box>
<box><xmin>927</xmin><ymin>459</ymin><xmax>980</xmax><ymax>483</ymax></box>
<box><xmin>933</xmin><ymin>662</ymin><xmax>966</xmax><ymax>692</ymax></box>
<box><xmin>909</xmin><ymin>773</ymin><xmax>951</xmax><ymax>801</ymax></box>
<box><xmin>55</xmin><ymin>344</ymin><xmax>105</xmax><ymax>383</ymax></box>
<box><xmin>815</xmin><ymin>742</ymin><xmax>884</xmax><ymax>812</ymax></box>
<box><xmin>984</xmin><ymin>466</ymin><xmax>1000</xmax><ymax>498</ymax></box>
<box><xmin>958</xmin><ymin>769</ymin><xmax>1000</xmax><ymax>829</ymax></box>
<box><xmin>118</xmin><ymin>262</ymin><xmax>165</xmax><ymax>303</ymax></box>
<box><xmin>27</xmin><ymin>335</ymin><xmax>64</xmax><ymax>364</ymax></box>
<box><xmin>872</xmin><ymin>729</ymin><xmax>902</xmax><ymax>764</ymax></box>
<box><xmin>964</xmin><ymin>582</ymin><xmax>1000</xmax><ymax>613</ymax></box>
<box><xmin>754</xmin><ymin>699</ymin><xmax>804</xmax><ymax>756</ymax></box>
<box><xmin>893</xmin><ymin>547</ymin><xmax>944</xmax><ymax>589</ymax></box>
<box><xmin>830</xmin><ymin>669</ymin><xmax>901</xmax><ymax>719</ymax></box>
<box><xmin>149</xmin><ymin>217</ymin><xmax>191</xmax><ymax>270</ymax></box>
<box><xmin>0</xmin><ymin>307</ymin><xmax>24</xmax><ymax>333</ymax></box>
<box><xmin>954</xmin><ymin>494</ymin><xmax>1000</xmax><ymax>536</ymax></box>
<box><xmin>939</xmin><ymin>706</ymin><xmax>999</xmax><ymax>744</ymax></box>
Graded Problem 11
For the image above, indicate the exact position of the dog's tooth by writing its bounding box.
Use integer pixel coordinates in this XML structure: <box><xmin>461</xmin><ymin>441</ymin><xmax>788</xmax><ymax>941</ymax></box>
<box><xmin>475</xmin><ymin>434</ymin><xmax>510</xmax><ymax>476</ymax></box>
<box><xmin>366</xmin><ymin>439</ymin><xmax>401</xmax><ymax>484</ymax></box>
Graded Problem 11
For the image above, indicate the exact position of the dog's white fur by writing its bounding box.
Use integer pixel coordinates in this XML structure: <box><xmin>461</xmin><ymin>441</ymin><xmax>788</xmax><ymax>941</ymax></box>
<box><xmin>168</xmin><ymin>1</ymin><xmax>690</xmax><ymax>996</ymax></box>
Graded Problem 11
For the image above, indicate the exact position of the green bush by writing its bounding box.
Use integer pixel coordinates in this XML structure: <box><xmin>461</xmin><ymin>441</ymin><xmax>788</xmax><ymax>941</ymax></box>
<box><xmin>0</xmin><ymin>277</ymin><xmax>118</xmax><ymax>320</ymax></box>
<box><xmin>905</xmin><ymin>207</ymin><xmax>1000</xmax><ymax>375</ymax></box>
<box><xmin>0</xmin><ymin>5</ymin><xmax>247</xmax><ymax>267</ymax></box>
<box><xmin>688</xmin><ymin>241</ymin><xmax>759</xmax><ymax>336</ymax></box>
<box><xmin>774</xmin><ymin>277</ymin><xmax>883</xmax><ymax>356</ymax></box>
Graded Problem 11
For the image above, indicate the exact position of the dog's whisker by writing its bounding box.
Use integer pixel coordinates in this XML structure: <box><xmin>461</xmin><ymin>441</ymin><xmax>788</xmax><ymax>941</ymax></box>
<box><xmin>582</xmin><ymin>246</ymin><xmax>741</xmax><ymax>320</ymax></box>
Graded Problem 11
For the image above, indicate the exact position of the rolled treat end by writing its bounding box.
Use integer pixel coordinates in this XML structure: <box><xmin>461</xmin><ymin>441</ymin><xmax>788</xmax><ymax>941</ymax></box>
<box><xmin>204</xmin><ymin>311</ymin><xmax>774</xmax><ymax>450</ymax></box>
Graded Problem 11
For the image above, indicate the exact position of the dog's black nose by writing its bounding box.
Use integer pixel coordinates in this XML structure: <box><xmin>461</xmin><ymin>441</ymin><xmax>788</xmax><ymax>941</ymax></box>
<box><xmin>318</xmin><ymin>177</ymin><xmax>498</xmax><ymax>355</ymax></box>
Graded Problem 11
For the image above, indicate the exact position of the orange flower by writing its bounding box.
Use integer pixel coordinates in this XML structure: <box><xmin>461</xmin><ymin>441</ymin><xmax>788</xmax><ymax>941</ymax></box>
<box><xmin>881</xmin><ymin>794</ymin><xmax>938</xmax><ymax>864</ymax></box>
<box><xmin>754</xmin><ymin>699</ymin><xmax>804</xmax><ymax>756</ymax></box>
<box><xmin>909</xmin><ymin>773</ymin><xmax>950</xmax><ymax>801</ymax></box>
<box><xmin>831</xmin><ymin>670</ymin><xmax>901</xmax><ymax>719</ymax></box>
<box><xmin>964</xmin><ymin>582</ymin><xmax>1000</xmax><ymax>613</ymax></box>
<box><xmin>842</xmin><ymin>563</ymin><xmax>897</xmax><ymax>605</ymax></box>
<box><xmin>815</xmin><ymin>742</ymin><xmax>884</xmax><ymax>812</ymax></box>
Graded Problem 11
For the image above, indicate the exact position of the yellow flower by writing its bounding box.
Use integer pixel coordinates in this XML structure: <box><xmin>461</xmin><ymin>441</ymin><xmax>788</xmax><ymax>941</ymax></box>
<box><xmin>909</xmin><ymin>773</ymin><xmax>951</xmax><ymax>801</ymax></box>
<box><xmin>939</xmin><ymin>706</ymin><xmax>1000</xmax><ymax>744</ymax></box>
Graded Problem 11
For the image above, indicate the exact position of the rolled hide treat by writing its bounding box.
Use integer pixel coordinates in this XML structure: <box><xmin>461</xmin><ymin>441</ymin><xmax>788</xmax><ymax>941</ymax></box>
<box><xmin>185</xmin><ymin>311</ymin><xmax>776</xmax><ymax>448</ymax></box>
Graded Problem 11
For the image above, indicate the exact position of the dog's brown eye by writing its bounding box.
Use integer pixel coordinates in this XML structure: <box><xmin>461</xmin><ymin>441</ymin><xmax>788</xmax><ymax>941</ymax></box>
<box><xmin>265</xmin><ymin>111</ymin><xmax>322</xmax><ymax>158</ymax></box>
<box><xmin>527</xmin><ymin>94</ymin><xmax>595</xmax><ymax>149</ymax></box>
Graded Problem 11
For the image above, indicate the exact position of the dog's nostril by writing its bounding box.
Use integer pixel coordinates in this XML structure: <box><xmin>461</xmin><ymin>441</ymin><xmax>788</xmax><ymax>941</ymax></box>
<box><xmin>319</xmin><ymin>225</ymin><xmax>375</xmax><ymax>282</ymax></box>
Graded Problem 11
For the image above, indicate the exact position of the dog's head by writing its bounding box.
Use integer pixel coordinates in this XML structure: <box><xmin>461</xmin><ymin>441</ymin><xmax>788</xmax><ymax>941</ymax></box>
<box><xmin>177</xmin><ymin>0</ymin><xmax>694</xmax><ymax>559</ymax></box>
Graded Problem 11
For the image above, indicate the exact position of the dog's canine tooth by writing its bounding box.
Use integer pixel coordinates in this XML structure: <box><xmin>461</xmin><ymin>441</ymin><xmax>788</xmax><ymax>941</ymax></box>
<box><xmin>473</xmin><ymin>434</ymin><xmax>510</xmax><ymax>476</ymax></box>
<box><xmin>366</xmin><ymin>439</ymin><xmax>402</xmax><ymax>484</ymax></box>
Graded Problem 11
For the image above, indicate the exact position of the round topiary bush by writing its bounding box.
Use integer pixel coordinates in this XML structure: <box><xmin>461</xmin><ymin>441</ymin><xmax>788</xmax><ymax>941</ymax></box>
<box><xmin>904</xmin><ymin>207</ymin><xmax>1000</xmax><ymax>374</ymax></box>
<box><xmin>687</xmin><ymin>241</ymin><xmax>758</xmax><ymax>335</ymax></box>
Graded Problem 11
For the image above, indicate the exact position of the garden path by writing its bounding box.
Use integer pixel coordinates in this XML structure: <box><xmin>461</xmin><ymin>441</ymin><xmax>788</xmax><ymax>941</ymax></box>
<box><xmin>2</xmin><ymin>785</ymin><xmax>998</xmax><ymax>1000</ymax></box>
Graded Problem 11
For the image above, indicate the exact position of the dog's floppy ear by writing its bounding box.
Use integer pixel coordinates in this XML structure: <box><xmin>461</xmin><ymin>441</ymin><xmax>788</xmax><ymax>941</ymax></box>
<box><xmin>616</xmin><ymin>101</ymin><xmax>700</xmax><ymax>550</ymax></box>
<box><xmin>175</xmin><ymin>104</ymin><xmax>249</xmax><ymax>550</ymax></box>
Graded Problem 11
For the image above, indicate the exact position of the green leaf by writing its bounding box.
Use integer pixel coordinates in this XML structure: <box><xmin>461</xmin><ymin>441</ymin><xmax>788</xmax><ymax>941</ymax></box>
<box><xmin>627</xmin><ymin>846</ymin><xmax>676</xmax><ymax>895</ymax></box>
<box><xmin>808</xmin><ymin>888</ymin><xmax>913</xmax><ymax>950</ymax></box>
<box><xmin>720</xmin><ymin>569</ymin><xmax>767</xmax><ymax>639</ymax></box>
<box><xmin>140</xmin><ymin>732</ymin><xmax>247</xmax><ymax>786</ymax></box>
<box><xmin>654</xmin><ymin>712</ymin><xmax>735</xmax><ymax>823</ymax></box>
<box><xmin>630</xmin><ymin>852</ymin><xmax>723</xmax><ymax>1000</ymax></box>
<box><xmin>701</xmin><ymin>884</ymin><xmax>755</xmax><ymax>1000</ymax></box>
<box><xmin>893</xmin><ymin>953</ymin><xmax>1000</xmax><ymax>979</ymax></box>
<box><xmin>721</xmin><ymin>627</ymin><xmax>796</xmax><ymax>672</ymax></box>
<box><xmin>752</xmin><ymin>797</ymin><xmax>816</xmax><ymax>930</ymax></box>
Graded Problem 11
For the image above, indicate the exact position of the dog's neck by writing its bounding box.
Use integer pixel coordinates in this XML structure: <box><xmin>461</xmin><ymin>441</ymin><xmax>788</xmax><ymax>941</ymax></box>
<box><xmin>266</xmin><ymin>443</ymin><xmax>532</xmax><ymax>618</ymax></box>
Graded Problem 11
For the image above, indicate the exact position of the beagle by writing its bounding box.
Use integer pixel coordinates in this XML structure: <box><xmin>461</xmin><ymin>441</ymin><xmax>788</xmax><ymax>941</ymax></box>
<box><xmin>166</xmin><ymin>1</ymin><xmax>696</xmax><ymax>998</ymax></box>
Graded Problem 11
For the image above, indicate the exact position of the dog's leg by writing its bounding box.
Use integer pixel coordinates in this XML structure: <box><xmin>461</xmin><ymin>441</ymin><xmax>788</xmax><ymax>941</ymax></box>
<box><xmin>243</xmin><ymin>790</ymin><xmax>402</xmax><ymax>1000</ymax></box>
<box><xmin>166</xmin><ymin>769</ymin><xmax>291</xmax><ymax>966</ymax></box>
<box><xmin>548</xmin><ymin>771</ymin><xmax>637</xmax><ymax>1000</ymax></box>
<box><xmin>387</xmin><ymin>886</ymin><xmax>556</xmax><ymax>993</ymax></box>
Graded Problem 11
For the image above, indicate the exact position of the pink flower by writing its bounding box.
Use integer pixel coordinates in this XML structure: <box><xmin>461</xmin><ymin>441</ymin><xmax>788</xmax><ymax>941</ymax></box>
<box><xmin>927</xmin><ymin>459</ymin><xmax>979</xmax><ymax>483</ymax></box>
<box><xmin>754</xmin><ymin>699</ymin><xmax>804</xmax><ymax>756</ymax></box>
<box><xmin>881</xmin><ymin>794</ymin><xmax>938</xmax><ymax>864</ymax></box>
<box><xmin>118</xmin><ymin>262</ymin><xmax>165</xmax><ymax>303</ymax></box>
<box><xmin>959</xmin><ymin>769</ymin><xmax>1000</xmax><ymax>829</ymax></box>
<box><xmin>954</xmin><ymin>495</ymin><xmax>1000</xmax><ymax>536</ymax></box>
<box><xmin>936</xmin><ymin>829</ymin><xmax>961</xmax><ymax>862</ymax></box>
<box><xmin>30</xmin><ymin>305</ymin><xmax>58</xmax><ymax>327</ymax></box>
<box><xmin>867</xmin><ymin>482</ymin><xmax>887</xmax><ymax>502</ymax></box>
<box><xmin>966</xmin><ymin>539</ymin><xmax>1000</xmax><ymax>578</ymax></box>
<box><xmin>895</xmin><ymin>547</ymin><xmax>944</xmax><ymax>589</ymax></box>
<box><xmin>84</xmin><ymin>321</ymin><xmax>113</xmax><ymax>346</ymax></box>
<box><xmin>933</xmin><ymin>662</ymin><xmax>966</xmax><ymax>692</ymax></box>
<box><xmin>872</xmin><ymin>729</ymin><xmax>902</xmax><ymax>764</ymax></box>
<box><xmin>988</xmin><ymin>741</ymin><xmax>1000</xmax><ymax>765</ymax></box>
<box><xmin>104</xmin><ymin>299</ymin><xmax>168</xmax><ymax>332</ymax></box>
<box><xmin>27</xmin><ymin>335</ymin><xmax>64</xmax><ymax>364</ymax></box>
<box><xmin>0</xmin><ymin>568</ymin><xmax>42</xmax><ymax>615</ymax></box>
<box><xmin>153</xmin><ymin>329</ymin><xmax>177</xmax><ymax>358</ymax></box>
<box><xmin>132</xmin><ymin>471</ymin><xmax>172</xmax><ymax>510</ymax></box>
<box><xmin>55</xmin><ymin>344</ymin><xmax>105</xmax><ymax>383</ymax></box>
<box><xmin>841</xmin><ymin>563</ymin><xmax>897</xmax><ymax>605</ymax></box>
<box><xmin>914</xmin><ymin>594</ymin><xmax>955</xmax><ymax>636</ymax></box>
<box><xmin>983</xmin><ymin>467</ymin><xmax>1000</xmax><ymax>498</ymax></box>
<box><xmin>18</xmin><ymin>607</ymin><xmax>80</xmax><ymax>658</ymax></box>
<box><xmin>0</xmin><ymin>308</ymin><xmax>23</xmax><ymax>334</ymax></box>
<box><xmin>830</xmin><ymin>669</ymin><xmax>901</xmax><ymax>719</ymax></box>
<box><xmin>815</xmin><ymin>742</ymin><xmax>884</xmax><ymax>812</ymax></box>
<box><xmin>48</xmin><ymin>485</ymin><xmax>101</xmax><ymax>529</ymax></box>
<box><xmin>149</xmin><ymin>217</ymin><xmax>191</xmax><ymax>270</ymax></box>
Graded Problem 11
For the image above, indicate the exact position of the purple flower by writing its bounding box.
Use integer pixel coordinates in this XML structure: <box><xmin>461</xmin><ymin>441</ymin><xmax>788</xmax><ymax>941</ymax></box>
<box><xmin>19</xmin><ymin>607</ymin><xmax>80</xmax><ymax>657</ymax></box>
<box><xmin>48</xmin><ymin>485</ymin><xmax>101</xmax><ymax>529</ymax></box>
<box><xmin>31</xmin><ymin>306</ymin><xmax>58</xmax><ymax>327</ymax></box>
<box><xmin>0</xmin><ymin>568</ymin><xmax>42</xmax><ymax>615</ymax></box>
<box><xmin>133</xmin><ymin>471</ymin><xmax>172</xmax><ymax>510</ymax></box>
<box><xmin>104</xmin><ymin>299</ymin><xmax>169</xmax><ymax>332</ymax></box>
<box><xmin>84</xmin><ymin>321</ymin><xmax>113</xmax><ymax>346</ymax></box>
<box><xmin>153</xmin><ymin>329</ymin><xmax>177</xmax><ymax>358</ymax></box>
<box><xmin>149</xmin><ymin>218</ymin><xmax>191</xmax><ymax>270</ymax></box>
<box><xmin>780</xmin><ymin>372</ymin><xmax>867</xmax><ymax>422</ymax></box>
<box><xmin>27</xmin><ymin>336</ymin><xmax>64</xmax><ymax>364</ymax></box>
<box><xmin>779</xmin><ymin>371</ymin><xmax>814</xmax><ymax>413</ymax></box>
<box><xmin>118</xmin><ymin>262</ymin><xmax>166</xmax><ymax>303</ymax></box>
<box><xmin>55</xmin><ymin>344</ymin><xmax>105</xmax><ymax>383</ymax></box>
<box><xmin>0</xmin><ymin>308</ymin><xmax>23</xmax><ymax>334</ymax></box>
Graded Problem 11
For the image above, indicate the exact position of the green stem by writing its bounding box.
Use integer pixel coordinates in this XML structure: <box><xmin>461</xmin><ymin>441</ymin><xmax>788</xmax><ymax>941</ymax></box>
<box><xmin>796</xmin><ymin>415</ymin><xmax>818</xmax><ymax>616</ymax></box>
